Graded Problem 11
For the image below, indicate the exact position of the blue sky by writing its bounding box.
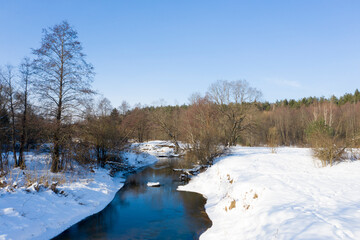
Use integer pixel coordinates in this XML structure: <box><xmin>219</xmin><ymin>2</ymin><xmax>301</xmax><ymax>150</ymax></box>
<box><xmin>1</xmin><ymin>0</ymin><xmax>359</xmax><ymax>107</ymax></box>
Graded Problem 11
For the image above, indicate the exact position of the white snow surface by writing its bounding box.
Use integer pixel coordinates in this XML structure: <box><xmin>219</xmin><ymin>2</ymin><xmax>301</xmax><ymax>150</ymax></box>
<box><xmin>0</xmin><ymin>167</ymin><xmax>122</xmax><ymax>240</ymax></box>
<box><xmin>131</xmin><ymin>140</ymin><xmax>182</xmax><ymax>157</ymax></box>
<box><xmin>178</xmin><ymin>147</ymin><xmax>360</xmax><ymax>240</ymax></box>
<box><xmin>0</xmin><ymin>144</ymin><xmax>161</xmax><ymax>240</ymax></box>
<box><xmin>147</xmin><ymin>182</ymin><xmax>160</xmax><ymax>187</ymax></box>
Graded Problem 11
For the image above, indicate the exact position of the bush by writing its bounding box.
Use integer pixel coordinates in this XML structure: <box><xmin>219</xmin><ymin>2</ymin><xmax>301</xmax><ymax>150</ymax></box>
<box><xmin>306</xmin><ymin>120</ymin><xmax>346</xmax><ymax>166</ymax></box>
<box><xmin>267</xmin><ymin>127</ymin><xmax>279</xmax><ymax>153</ymax></box>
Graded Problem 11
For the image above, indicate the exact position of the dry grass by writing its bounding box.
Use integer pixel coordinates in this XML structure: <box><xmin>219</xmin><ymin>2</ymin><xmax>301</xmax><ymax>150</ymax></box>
<box><xmin>227</xmin><ymin>174</ymin><xmax>234</xmax><ymax>184</ymax></box>
<box><xmin>229</xmin><ymin>199</ymin><xmax>236</xmax><ymax>210</ymax></box>
<box><xmin>0</xmin><ymin>164</ymin><xmax>67</xmax><ymax>193</ymax></box>
<box><xmin>225</xmin><ymin>199</ymin><xmax>237</xmax><ymax>212</ymax></box>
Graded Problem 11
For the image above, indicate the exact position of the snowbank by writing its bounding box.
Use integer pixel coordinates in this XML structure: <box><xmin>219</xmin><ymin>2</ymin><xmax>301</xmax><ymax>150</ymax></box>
<box><xmin>0</xmin><ymin>149</ymin><xmax>159</xmax><ymax>240</ymax></box>
<box><xmin>178</xmin><ymin>147</ymin><xmax>360</xmax><ymax>240</ymax></box>
<box><xmin>0</xmin><ymin>167</ymin><xmax>123</xmax><ymax>240</ymax></box>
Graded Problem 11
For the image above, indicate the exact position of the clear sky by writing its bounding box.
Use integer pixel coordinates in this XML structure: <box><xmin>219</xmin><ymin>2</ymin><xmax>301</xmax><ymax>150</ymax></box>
<box><xmin>1</xmin><ymin>0</ymin><xmax>359</xmax><ymax>107</ymax></box>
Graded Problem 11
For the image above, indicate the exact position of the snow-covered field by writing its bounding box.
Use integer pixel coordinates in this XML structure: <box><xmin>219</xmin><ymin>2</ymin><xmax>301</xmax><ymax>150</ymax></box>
<box><xmin>0</xmin><ymin>141</ymin><xmax>172</xmax><ymax>240</ymax></box>
<box><xmin>179</xmin><ymin>147</ymin><xmax>360</xmax><ymax>240</ymax></box>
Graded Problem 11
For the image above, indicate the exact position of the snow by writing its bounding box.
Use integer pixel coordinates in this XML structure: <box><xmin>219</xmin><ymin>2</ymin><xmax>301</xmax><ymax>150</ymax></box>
<box><xmin>121</xmin><ymin>151</ymin><xmax>158</xmax><ymax>168</ymax></box>
<box><xmin>0</xmin><ymin>144</ymin><xmax>162</xmax><ymax>240</ymax></box>
<box><xmin>0</xmin><ymin>166</ymin><xmax>122</xmax><ymax>240</ymax></box>
<box><xmin>131</xmin><ymin>140</ymin><xmax>182</xmax><ymax>157</ymax></box>
<box><xmin>178</xmin><ymin>147</ymin><xmax>360</xmax><ymax>240</ymax></box>
<box><xmin>147</xmin><ymin>182</ymin><xmax>160</xmax><ymax>187</ymax></box>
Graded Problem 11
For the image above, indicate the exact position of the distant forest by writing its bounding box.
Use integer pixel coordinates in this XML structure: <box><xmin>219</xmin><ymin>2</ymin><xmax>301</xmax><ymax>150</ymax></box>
<box><xmin>1</xmin><ymin>21</ymin><xmax>359</xmax><ymax>173</ymax></box>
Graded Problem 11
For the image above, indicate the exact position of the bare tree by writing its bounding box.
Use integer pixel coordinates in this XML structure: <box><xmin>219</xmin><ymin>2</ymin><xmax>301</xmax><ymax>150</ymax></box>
<box><xmin>182</xmin><ymin>96</ymin><xmax>224</xmax><ymax>164</ymax></box>
<box><xmin>267</xmin><ymin>127</ymin><xmax>279</xmax><ymax>153</ymax></box>
<box><xmin>18</xmin><ymin>58</ymin><xmax>32</xmax><ymax>169</ymax></box>
<box><xmin>0</xmin><ymin>65</ymin><xmax>18</xmax><ymax>166</ymax></box>
<box><xmin>207</xmin><ymin>80</ymin><xmax>262</xmax><ymax>146</ymax></box>
<box><xmin>96</xmin><ymin>97</ymin><xmax>112</xmax><ymax>117</ymax></box>
<box><xmin>118</xmin><ymin>100</ymin><xmax>130</xmax><ymax>115</ymax></box>
<box><xmin>0</xmin><ymin>70</ymin><xmax>10</xmax><ymax>171</ymax></box>
<box><xmin>32</xmin><ymin>21</ymin><xmax>94</xmax><ymax>172</ymax></box>
<box><xmin>78</xmin><ymin>98</ymin><xmax>128</xmax><ymax>166</ymax></box>
<box><xmin>152</xmin><ymin>106</ymin><xmax>182</xmax><ymax>153</ymax></box>
<box><xmin>124</xmin><ymin>105</ymin><xmax>150</xmax><ymax>142</ymax></box>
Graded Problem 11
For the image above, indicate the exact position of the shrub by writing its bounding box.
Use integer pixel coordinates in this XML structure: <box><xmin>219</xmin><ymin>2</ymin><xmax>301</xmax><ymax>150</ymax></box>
<box><xmin>306</xmin><ymin>120</ymin><xmax>346</xmax><ymax>166</ymax></box>
<box><xmin>267</xmin><ymin>127</ymin><xmax>279</xmax><ymax>153</ymax></box>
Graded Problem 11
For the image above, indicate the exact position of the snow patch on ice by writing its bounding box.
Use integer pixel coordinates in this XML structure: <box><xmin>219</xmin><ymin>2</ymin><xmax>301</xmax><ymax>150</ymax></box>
<box><xmin>147</xmin><ymin>182</ymin><xmax>160</xmax><ymax>187</ymax></box>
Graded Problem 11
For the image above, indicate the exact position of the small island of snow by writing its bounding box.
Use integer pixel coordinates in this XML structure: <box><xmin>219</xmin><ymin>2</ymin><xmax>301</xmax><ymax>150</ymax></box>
<box><xmin>147</xmin><ymin>182</ymin><xmax>161</xmax><ymax>187</ymax></box>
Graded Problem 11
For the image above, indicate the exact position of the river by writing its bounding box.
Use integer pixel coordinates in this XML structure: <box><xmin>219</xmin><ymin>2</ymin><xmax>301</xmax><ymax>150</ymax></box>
<box><xmin>53</xmin><ymin>157</ymin><xmax>212</xmax><ymax>240</ymax></box>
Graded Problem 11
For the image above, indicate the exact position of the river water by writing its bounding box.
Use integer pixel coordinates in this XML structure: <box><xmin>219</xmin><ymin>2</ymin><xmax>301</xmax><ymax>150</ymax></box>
<box><xmin>53</xmin><ymin>157</ymin><xmax>212</xmax><ymax>240</ymax></box>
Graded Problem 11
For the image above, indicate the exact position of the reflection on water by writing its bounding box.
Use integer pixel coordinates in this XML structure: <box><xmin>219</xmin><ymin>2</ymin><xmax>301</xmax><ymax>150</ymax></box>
<box><xmin>53</xmin><ymin>158</ymin><xmax>212</xmax><ymax>240</ymax></box>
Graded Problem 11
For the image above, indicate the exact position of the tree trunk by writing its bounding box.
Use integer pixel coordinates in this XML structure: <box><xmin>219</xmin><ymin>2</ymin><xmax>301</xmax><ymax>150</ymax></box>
<box><xmin>10</xmin><ymin>96</ymin><xmax>17</xmax><ymax>167</ymax></box>
<box><xmin>51</xmin><ymin>43</ymin><xmax>64</xmax><ymax>173</ymax></box>
<box><xmin>18</xmin><ymin>84</ymin><xmax>28</xmax><ymax>169</ymax></box>
<box><xmin>51</xmin><ymin>120</ymin><xmax>61</xmax><ymax>172</ymax></box>
<box><xmin>0</xmin><ymin>144</ymin><xmax>3</xmax><ymax>172</ymax></box>
<box><xmin>51</xmin><ymin>83</ymin><xmax>63</xmax><ymax>172</ymax></box>
<box><xmin>18</xmin><ymin>113</ymin><xmax>26</xmax><ymax>169</ymax></box>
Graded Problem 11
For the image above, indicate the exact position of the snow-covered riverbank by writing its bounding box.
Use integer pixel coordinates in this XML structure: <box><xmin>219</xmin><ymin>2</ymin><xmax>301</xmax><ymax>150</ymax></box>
<box><xmin>0</xmin><ymin>141</ymin><xmax>175</xmax><ymax>240</ymax></box>
<box><xmin>0</xmin><ymin>166</ymin><xmax>124</xmax><ymax>240</ymax></box>
<box><xmin>178</xmin><ymin>147</ymin><xmax>360</xmax><ymax>240</ymax></box>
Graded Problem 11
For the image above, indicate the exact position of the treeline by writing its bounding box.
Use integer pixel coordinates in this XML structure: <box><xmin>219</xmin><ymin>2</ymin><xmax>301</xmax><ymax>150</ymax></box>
<box><xmin>256</xmin><ymin>95</ymin><xmax>360</xmax><ymax>147</ymax></box>
<box><xmin>1</xmin><ymin>21</ymin><xmax>359</xmax><ymax>175</ymax></box>
<box><xmin>110</xmin><ymin>88</ymin><xmax>360</xmax><ymax>165</ymax></box>
<box><xmin>261</xmin><ymin>89</ymin><xmax>360</xmax><ymax>110</ymax></box>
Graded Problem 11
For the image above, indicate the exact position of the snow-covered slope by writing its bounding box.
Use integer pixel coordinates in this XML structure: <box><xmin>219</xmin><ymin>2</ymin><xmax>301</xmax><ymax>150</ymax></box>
<box><xmin>178</xmin><ymin>147</ymin><xmax>360</xmax><ymax>240</ymax></box>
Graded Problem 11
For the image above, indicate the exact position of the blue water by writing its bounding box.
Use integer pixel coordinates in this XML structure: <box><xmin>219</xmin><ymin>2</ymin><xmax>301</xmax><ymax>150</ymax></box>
<box><xmin>53</xmin><ymin>158</ymin><xmax>211</xmax><ymax>240</ymax></box>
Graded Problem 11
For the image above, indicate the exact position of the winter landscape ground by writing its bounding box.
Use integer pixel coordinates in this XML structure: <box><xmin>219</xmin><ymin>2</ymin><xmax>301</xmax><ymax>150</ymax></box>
<box><xmin>1</xmin><ymin>143</ymin><xmax>360</xmax><ymax>240</ymax></box>
<box><xmin>179</xmin><ymin>147</ymin><xmax>360</xmax><ymax>240</ymax></box>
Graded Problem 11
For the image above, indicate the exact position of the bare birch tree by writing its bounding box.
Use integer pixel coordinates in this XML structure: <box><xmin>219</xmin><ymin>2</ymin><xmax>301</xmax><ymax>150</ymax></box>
<box><xmin>152</xmin><ymin>106</ymin><xmax>182</xmax><ymax>153</ymax></box>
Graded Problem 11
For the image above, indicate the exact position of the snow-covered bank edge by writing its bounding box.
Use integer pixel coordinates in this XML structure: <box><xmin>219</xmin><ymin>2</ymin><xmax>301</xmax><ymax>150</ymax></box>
<box><xmin>0</xmin><ymin>141</ymin><xmax>176</xmax><ymax>240</ymax></box>
<box><xmin>46</xmin><ymin>152</ymin><xmax>158</xmax><ymax>240</ymax></box>
<box><xmin>0</xmin><ymin>164</ymin><xmax>127</xmax><ymax>240</ymax></box>
<box><xmin>178</xmin><ymin>147</ymin><xmax>360</xmax><ymax>240</ymax></box>
<box><xmin>36</xmin><ymin>168</ymin><xmax>125</xmax><ymax>240</ymax></box>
